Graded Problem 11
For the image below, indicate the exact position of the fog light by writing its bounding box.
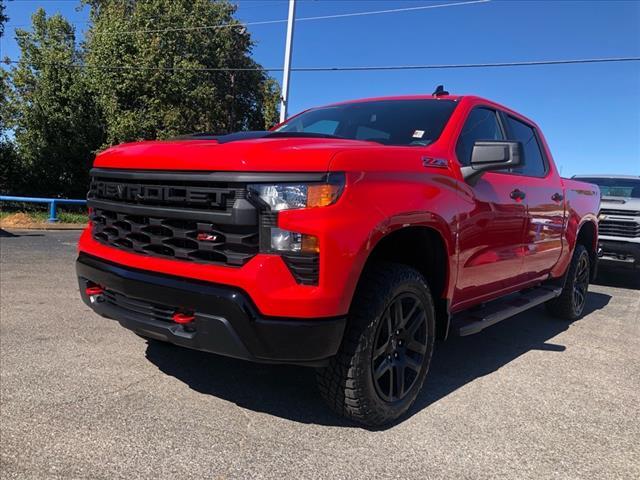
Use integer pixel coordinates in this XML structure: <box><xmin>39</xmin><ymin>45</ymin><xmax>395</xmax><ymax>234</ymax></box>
<box><xmin>271</xmin><ymin>228</ymin><xmax>301</xmax><ymax>252</ymax></box>
<box><xmin>270</xmin><ymin>228</ymin><xmax>318</xmax><ymax>253</ymax></box>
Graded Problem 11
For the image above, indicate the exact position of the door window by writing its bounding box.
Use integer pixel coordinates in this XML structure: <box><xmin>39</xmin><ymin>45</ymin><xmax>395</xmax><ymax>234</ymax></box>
<box><xmin>455</xmin><ymin>108</ymin><xmax>504</xmax><ymax>166</ymax></box>
<box><xmin>505</xmin><ymin>116</ymin><xmax>547</xmax><ymax>177</ymax></box>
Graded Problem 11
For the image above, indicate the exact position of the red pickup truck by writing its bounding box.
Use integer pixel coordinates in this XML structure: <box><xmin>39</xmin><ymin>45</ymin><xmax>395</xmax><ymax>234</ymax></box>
<box><xmin>77</xmin><ymin>90</ymin><xmax>600</xmax><ymax>426</ymax></box>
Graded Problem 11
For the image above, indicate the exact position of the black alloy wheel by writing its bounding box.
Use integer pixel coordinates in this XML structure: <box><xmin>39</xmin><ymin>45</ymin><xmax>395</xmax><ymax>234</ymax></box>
<box><xmin>545</xmin><ymin>244</ymin><xmax>591</xmax><ymax>320</ymax></box>
<box><xmin>572</xmin><ymin>252</ymin><xmax>590</xmax><ymax>314</ymax></box>
<box><xmin>316</xmin><ymin>263</ymin><xmax>436</xmax><ymax>426</ymax></box>
<box><xmin>371</xmin><ymin>293</ymin><xmax>428</xmax><ymax>403</ymax></box>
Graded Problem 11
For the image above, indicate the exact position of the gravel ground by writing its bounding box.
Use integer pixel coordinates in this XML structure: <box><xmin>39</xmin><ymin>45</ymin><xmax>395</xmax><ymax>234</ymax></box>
<box><xmin>1</xmin><ymin>229</ymin><xmax>638</xmax><ymax>479</ymax></box>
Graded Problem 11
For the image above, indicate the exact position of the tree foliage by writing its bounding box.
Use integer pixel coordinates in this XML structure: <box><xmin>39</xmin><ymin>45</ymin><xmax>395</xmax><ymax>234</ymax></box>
<box><xmin>83</xmin><ymin>0</ymin><xmax>281</xmax><ymax>145</ymax></box>
<box><xmin>0</xmin><ymin>0</ymin><xmax>16</xmax><ymax>193</ymax></box>
<box><xmin>2</xmin><ymin>0</ymin><xmax>281</xmax><ymax>197</ymax></box>
<box><xmin>0</xmin><ymin>0</ymin><xmax>8</xmax><ymax>38</ymax></box>
<box><xmin>4</xmin><ymin>9</ymin><xmax>104</xmax><ymax>197</ymax></box>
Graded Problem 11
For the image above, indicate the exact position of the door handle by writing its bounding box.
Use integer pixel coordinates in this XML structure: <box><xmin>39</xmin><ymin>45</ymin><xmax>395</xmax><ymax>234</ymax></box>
<box><xmin>510</xmin><ymin>189</ymin><xmax>526</xmax><ymax>201</ymax></box>
<box><xmin>551</xmin><ymin>192</ymin><xmax>564</xmax><ymax>202</ymax></box>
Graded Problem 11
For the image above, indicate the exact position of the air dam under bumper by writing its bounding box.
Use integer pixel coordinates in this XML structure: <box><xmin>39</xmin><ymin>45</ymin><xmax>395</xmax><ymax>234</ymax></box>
<box><xmin>598</xmin><ymin>240</ymin><xmax>640</xmax><ymax>268</ymax></box>
<box><xmin>76</xmin><ymin>254</ymin><xmax>346</xmax><ymax>366</ymax></box>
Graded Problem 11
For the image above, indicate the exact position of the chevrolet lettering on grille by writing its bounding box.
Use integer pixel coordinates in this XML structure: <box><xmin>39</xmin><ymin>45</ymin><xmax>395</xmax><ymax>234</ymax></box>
<box><xmin>92</xmin><ymin>181</ymin><xmax>232</xmax><ymax>207</ymax></box>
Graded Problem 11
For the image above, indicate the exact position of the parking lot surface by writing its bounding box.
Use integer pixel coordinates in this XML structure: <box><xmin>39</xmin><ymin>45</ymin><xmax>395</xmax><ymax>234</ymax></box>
<box><xmin>1</xmin><ymin>230</ymin><xmax>638</xmax><ymax>479</ymax></box>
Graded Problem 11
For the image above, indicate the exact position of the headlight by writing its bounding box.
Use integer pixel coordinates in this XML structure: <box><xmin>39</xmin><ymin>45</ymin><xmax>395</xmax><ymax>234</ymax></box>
<box><xmin>249</xmin><ymin>173</ymin><xmax>344</xmax><ymax>211</ymax></box>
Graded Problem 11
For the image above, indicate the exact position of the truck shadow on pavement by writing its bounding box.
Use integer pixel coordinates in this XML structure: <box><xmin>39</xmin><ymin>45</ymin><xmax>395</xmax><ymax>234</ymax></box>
<box><xmin>144</xmin><ymin>291</ymin><xmax>611</xmax><ymax>430</ymax></box>
<box><xmin>593</xmin><ymin>265</ymin><xmax>640</xmax><ymax>290</ymax></box>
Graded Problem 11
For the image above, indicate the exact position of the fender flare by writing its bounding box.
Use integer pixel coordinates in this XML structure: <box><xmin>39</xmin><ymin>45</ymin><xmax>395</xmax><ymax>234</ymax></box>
<box><xmin>347</xmin><ymin>210</ymin><xmax>457</xmax><ymax>339</ymax></box>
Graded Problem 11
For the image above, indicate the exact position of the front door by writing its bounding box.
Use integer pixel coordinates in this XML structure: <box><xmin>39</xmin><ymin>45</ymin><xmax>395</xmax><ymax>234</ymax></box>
<box><xmin>452</xmin><ymin>107</ymin><xmax>527</xmax><ymax>309</ymax></box>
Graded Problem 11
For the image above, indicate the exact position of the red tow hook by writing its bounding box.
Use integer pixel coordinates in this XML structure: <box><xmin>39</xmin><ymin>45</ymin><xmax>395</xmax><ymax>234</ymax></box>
<box><xmin>172</xmin><ymin>312</ymin><xmax>195</xmax><ymax>325</ymax></box>
<box><xmin>85</xmin><ymin>286</ymin><xmax>104</xmax><ymax>296</ymax></box>
<box><xmin>85</xmin><ymin>285</ymin><xmax>104</xmax><ymax>304</ymax></box>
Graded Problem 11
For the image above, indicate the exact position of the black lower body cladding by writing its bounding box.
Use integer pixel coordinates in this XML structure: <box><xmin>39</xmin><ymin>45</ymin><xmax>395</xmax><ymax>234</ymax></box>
<box><xmin>76</xmin><ymin>254</ymin><xmax>346</xmax><ymax>366</ymax></box>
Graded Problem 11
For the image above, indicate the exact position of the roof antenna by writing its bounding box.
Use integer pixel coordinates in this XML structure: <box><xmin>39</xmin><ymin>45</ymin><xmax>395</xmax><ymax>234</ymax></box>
<box><xmin>432</xmin><ymin>85</ymin><xmax>449</xmax><ymax>97</ymax></box>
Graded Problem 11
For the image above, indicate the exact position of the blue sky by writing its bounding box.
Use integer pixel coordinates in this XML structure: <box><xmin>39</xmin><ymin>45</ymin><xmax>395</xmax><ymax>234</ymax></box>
<box><xmin>2</xmin><ymin>0</ymin><xmax>639</xmax><ymax>176</ymax></box>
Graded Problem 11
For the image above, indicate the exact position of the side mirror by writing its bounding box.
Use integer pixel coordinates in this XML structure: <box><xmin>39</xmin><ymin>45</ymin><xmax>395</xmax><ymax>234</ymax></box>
<box><xmin>461</xmin><ymin>140</ymin><xmax>522</xmax><ymax>185</ymax></box>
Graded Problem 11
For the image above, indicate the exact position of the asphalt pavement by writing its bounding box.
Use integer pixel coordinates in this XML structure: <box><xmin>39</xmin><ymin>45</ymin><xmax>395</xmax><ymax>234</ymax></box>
<box><xmin>1</xmin><ymin>229</ymin><xmax>638</xmax><ymax>479</ymax></box>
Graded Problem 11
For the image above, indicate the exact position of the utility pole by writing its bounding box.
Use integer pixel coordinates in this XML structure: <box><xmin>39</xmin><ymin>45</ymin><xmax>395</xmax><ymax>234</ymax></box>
<box><xmin>279</xmin><ymin>0</ymin><xmax>296</xmax><ymax>123</ymax></box>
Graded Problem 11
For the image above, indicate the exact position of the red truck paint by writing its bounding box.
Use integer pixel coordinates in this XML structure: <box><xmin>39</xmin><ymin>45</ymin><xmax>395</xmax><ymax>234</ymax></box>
<box><xmin>80</xmin><ymin>95</ymin><xmax>599</xmax><ymax>318</ymax></box>
<box><xmin>77</xmin><ymin>93</ymin><xmax>600</xmax><ymax>425</ymax></box>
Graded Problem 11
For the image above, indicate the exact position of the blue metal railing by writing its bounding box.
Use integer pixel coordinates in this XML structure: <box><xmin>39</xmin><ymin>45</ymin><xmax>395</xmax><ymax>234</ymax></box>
<box><xmin>0</xmin><ymin>195</ymin><xmax>87</xmax><ymax>222</ymax></box>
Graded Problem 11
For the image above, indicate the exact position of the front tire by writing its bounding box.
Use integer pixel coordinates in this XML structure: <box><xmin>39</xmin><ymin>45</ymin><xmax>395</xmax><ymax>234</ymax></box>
<box><xmin>546</xmin><ymin>244</ymin><xmax>591</xmax><ymax>320</ymax></box>
<box><xmin>316</xmin><ymin>263</ymin><xmax>436</xmax><ymax>427</ymax></box>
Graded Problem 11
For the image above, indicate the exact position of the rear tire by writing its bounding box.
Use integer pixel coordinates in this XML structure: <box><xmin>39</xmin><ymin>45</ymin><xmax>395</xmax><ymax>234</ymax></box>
<box><xmin>316</xmin><ymin>263</ymin><xmax>436</xmax><ymax>427</ymax></box>
<box><xmin>545</xmin><ymin>244</ymin><xmax>591</xmax><ymax>320</ymax></box>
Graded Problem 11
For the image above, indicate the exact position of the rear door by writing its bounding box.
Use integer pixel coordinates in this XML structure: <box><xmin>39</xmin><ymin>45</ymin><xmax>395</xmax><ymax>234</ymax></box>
<box><xmin>454</xmin><ymin>107</ymin><xmax>528</xmax><ymax>308</ymax></box>
<box><xmin>502</xmin><ymin>114</ymin><xmax>565</xmax><ymax>280</ymax></box>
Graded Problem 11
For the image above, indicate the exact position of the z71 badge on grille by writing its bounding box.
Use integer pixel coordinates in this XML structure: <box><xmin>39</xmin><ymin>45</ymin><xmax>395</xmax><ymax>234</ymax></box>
<box><xmin>196</xmin><ymin>232</ymin><xmax>219</xmax><ymax>242</ymax></box>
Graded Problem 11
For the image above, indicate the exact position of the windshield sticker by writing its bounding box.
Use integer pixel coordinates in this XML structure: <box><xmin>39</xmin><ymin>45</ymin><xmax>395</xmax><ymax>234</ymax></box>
<box><xmin>412</xmin><ymin>130</ymin><xmax>425</xmax><ymax>138</ymax></box>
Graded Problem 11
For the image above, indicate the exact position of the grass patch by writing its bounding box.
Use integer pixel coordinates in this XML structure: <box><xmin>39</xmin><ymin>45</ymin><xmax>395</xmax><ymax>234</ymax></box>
<box><xmin>0</xmin><ymin>207</ymin><xmax>87</xmax><ymax>225</ymax></box>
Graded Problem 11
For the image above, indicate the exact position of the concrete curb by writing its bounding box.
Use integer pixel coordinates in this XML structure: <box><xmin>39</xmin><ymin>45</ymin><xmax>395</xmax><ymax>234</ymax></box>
<box><xmin>0</xmin><ymin>224</ymin><xmax>86</xmax><ymax>231</ymax></box>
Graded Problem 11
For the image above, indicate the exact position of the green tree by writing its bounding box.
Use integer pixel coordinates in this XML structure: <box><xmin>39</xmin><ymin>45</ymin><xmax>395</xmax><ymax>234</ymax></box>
<box><xmin>0</xmin><ymin>0</ymin><xmax>7</xmax><ymax>37</ymax></box>
<box><xmin>0</xmin><ymin>0</ymin><xmax>18</xmax><ymax>194</ymax></box>
<box><xmin>83</xmin><ymin>0</ymin><xmax>280</xmax><ymax>146</ymax></box>
<box><xmin>7</xmin><ymin>9</ymin><xmax>104</xmax><ymax>197</ymax></box>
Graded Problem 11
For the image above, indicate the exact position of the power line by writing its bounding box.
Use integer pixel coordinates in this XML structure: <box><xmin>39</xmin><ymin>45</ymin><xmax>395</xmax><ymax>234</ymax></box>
<box><xmin>4</xmin><ymin>0</ymin><xmax>293</xmax><ymax>28</ymax></box>
<box><xmin>3</xmin><ymin>56</ymin><xmax>639</xmax><ymax>72</ymax></box>
<box><xmin>12</xmin><ymin>0</ymin><xmax>489</xmax><ymax>38</ymax></box>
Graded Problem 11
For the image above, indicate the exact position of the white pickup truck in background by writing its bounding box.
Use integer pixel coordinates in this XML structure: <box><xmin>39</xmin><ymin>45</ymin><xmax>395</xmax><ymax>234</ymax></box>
<box><xmin>573</xmin><ymin>175</ymin><xmax>640</xmax><ymax>271</ymax></box>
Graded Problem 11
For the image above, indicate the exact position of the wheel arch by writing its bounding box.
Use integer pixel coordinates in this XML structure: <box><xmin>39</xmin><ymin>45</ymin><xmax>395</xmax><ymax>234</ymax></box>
<box><xmin>354</xmin><ymin>222</ymin><xmax>454</xmax><ymax>340</ymax></box>
<box><xmin>576</xmin><ymin>220</ymin><xmax>598</xmax><ymax>280</ymax></box>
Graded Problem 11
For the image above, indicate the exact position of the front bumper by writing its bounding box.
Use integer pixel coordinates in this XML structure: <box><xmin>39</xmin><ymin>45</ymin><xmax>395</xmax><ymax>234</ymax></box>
<box><xmin>77</xmin><ymin>254</ymin><xmax>346</xmax><ymax>366</ymax></box>
<box><xmin>598</xmin><ymin>239</ymin><xmax>640</xmax><ymax>268</ymax></box>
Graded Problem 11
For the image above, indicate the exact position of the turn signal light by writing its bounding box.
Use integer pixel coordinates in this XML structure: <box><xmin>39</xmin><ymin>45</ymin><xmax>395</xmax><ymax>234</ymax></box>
<box><xmin>307</xmin><ymin>183</ymin><xmax>342</xmax><ymax>208</ymax></box>
<box><xmin>301</xmin><ymin>234</ymin><xmax>320</xmax><ymax>254</ymax></box>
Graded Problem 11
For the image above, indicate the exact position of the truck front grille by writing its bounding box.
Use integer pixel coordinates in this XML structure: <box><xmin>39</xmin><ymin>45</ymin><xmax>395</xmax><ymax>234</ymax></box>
<box><xmin>88</xmin><ymin>176</ymin><xmax>244</xmax><ymax>211</ymax></box>
<box><xmin>600</xmin><ymin>208</ymin><xmax>640</xmax><ymax>216</ymax></box>
<box><xmin>88</xmin><ymin>170</ymin><xmax>259</xmax><ymax>266</ymax></box>
<box><xmin>91</xmin><ymin>208</ymin><xmax>259</xmax><ymax>265</ymax></box>
<box><xmin>599</xmin><ymin>219</ymin><xmax>640</xmax><ymax>238</ymax></box>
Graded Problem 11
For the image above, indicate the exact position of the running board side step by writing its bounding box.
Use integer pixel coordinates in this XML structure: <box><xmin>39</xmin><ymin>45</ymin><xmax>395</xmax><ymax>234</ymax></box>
<box><xmin>451</xmin><ymin>286</ymin><xmax>562</xmax><ymax>336</ymax></box>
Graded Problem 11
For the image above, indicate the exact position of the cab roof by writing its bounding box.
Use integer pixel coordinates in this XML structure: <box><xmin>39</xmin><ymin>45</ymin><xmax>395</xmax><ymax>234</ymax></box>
<box><xmin>323</xmin><ymin>94</ymin><xmax>537</xmax><ymax>128</ymax></box>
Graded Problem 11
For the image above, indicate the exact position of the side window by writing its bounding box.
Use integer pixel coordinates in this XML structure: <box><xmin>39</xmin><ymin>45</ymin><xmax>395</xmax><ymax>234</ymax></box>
<box><xmin>505</xmin><ymin>116</ymin><xmax>547</xmax><ymax>177</ymax></box>
<box><xmin>455</xmin><ymin>108</ymin><xmax>504</xmax><ymax>166</ymax></box>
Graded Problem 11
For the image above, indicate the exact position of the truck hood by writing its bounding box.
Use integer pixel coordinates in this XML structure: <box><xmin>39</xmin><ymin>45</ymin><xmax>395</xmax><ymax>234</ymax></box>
<box><xmin>600</xmin><ymin>196</ymin><xmax>640</xmax><ymax>211</ymax></box>
<box><xmin>93</xmin><ymin>137</ymin><xmax>375</xmax><ymax>172</ymax></box>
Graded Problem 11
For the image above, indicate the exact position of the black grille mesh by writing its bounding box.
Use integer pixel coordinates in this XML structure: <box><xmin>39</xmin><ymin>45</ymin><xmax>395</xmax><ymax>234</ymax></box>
<box><xmin>91</xmin><ymin>208</ymin><xmax>259</xmax><ymax>265</ymax></box>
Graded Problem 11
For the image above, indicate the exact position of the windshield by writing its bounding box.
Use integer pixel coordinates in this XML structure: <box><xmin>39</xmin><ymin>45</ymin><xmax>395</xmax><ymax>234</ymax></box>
<box><xmin>577</xmin><ymin>177</ymin><xmax>640</xmax><ymax>198</ymax></box>
<box><xmin>275</xmin><ymin>99</ymin><xmax>458</xmax><ymax>146</ymax></box>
